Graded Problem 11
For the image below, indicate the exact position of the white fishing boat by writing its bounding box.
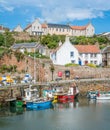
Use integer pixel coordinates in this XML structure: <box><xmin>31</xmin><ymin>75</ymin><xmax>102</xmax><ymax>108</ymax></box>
<box><xmin>96</xmin><ymin>92</ymin><xmax>110</xmax><ymax>100</ymax></box>
<box><xmin>87</xmin><ymin>91</ymin><xmax>110</xmax><ymax>100</ymax></box>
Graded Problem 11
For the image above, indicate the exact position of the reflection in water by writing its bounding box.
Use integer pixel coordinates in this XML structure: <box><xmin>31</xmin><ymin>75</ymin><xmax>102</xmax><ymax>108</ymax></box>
<box><xmin>53</xmin><ymin>99</ymin><xmax>79</xmax><ymax>110</ymax></box>
<box><xmin>10</xmin><ymin>107</ymin><xmax>24</xmax><ymax>114</ymax></box>
<box><xmin>0</xmin><ymin>106</ymin><xmax>24</xmax><ymax>117</ymax></box>
<box><xmin>1</xmin><ymin>98</ymin><xmax>110</xmax><ymax>130</ymax></box>
<box><xmin>1</xmin><ymin>98</ymin><xmax>110</xmax><ymax>116</ymax></box>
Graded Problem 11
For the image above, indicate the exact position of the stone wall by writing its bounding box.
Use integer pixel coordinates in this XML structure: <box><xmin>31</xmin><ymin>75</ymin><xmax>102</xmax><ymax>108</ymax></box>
<box><xmin>0</xmin><ymin>54</ymin><xmax>110</xmax><ymax>82</ymax></box>
<box><xmin>1</xmin><ymin>79</ymin><xmax>110</xmax><ymax>105</ymax></box>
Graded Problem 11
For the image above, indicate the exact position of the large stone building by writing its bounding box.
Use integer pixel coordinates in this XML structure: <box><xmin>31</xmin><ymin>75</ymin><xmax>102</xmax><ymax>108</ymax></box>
<box><xmin>24</xmin><ymin>19</ymin><xmax>95</xmax><ymax>37</ymax></box>
<box><xmin>24</xmin><ymin>19</ymin><xmax>43</xmax><ymax>36</ymax></box>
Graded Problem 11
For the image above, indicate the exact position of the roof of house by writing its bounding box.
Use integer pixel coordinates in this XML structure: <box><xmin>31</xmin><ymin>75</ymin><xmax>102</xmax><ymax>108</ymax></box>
<box><xmin>47</xmin><ymin>23</ymin><xmax>70</xmax><ymax>29</ymax></box>
<box><xmin>75</xmin><ymin>45</ymin><xmax>100</xmax><ymax>53</ymax></box>
<box><xmin>71</xmin><ymin>25</ymin><xmax>87</xmax><ymax>30</ymax></box>
<box><xmin>70</xmin><ymin>23</ymin><xmax>92</xmax><ymax>30</ymax></box>
<box><xmin>24</xmin><ymin>24</ymin><xmax>32</xmax><ymax>31</ymax></box>
<box><xmin>102</xmin><ymin>46</ymin><xmax>110</xmax><ymax>53</ymax></box>
<box><xmin>12</xmin><ymin>42</ymin><xmax>38</xmax><ymax>49</ymax></box>
<box><xmin>13</xmin><ymin>24</ymin><xmax>23</xmax><ymax>31</ymax></box>
<box><xmin>41</xmin><ymin>23</ymin><xmax>48</xmax><ymax>28</ymax></box>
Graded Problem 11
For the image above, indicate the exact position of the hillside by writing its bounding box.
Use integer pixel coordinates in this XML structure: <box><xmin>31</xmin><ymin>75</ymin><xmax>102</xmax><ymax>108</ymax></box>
<box><xmin>12</xmin><ymin>32</ymin><xmax>38</xmax><ymax>43</ymax></box>
<box><xmin>1</xmin><ymin>31</ymin><xmax>110</xmax><ymax>50</ymax></box>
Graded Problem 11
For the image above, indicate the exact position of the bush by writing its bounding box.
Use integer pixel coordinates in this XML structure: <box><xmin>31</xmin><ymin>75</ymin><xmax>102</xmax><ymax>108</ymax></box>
<box><xmin>65</xmin><ymin>63</ymin><xmax>79</xmax><ymax>67</ymax></box>
<box><xmin>86</xmin><ymin>63</ymin><xmax>96</xmax><ymax>68</ymax></box>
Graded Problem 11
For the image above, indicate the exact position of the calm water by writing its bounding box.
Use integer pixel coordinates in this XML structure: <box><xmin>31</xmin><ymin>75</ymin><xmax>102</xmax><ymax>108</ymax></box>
<box><xmin>0</xmin><ymin>98</ymin><xmax>110</xmax><ymax>130</ymax></box>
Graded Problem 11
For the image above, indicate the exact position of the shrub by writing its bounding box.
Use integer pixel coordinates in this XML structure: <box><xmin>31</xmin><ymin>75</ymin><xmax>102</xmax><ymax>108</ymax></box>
<box><xmin>65</xmin><ymin>63</ymin><xmax>79</xmax><ymax>67</ymax></box>
<box><xmin>86</xmin><ymin>63</ymin><xmax>96</xmax><ymax>68</ymax></box>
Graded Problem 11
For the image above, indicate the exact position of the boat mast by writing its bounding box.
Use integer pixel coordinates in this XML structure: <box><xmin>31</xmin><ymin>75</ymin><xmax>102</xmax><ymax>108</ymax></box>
<box><xmin>34</xmin><ymin>48</ymin><xmax>36</xmax><ymax>83</ymax></box>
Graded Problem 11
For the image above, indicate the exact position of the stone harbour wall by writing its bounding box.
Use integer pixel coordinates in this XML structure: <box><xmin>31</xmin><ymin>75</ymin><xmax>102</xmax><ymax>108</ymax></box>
<box><xmin>1</xmin><ymin>54</ymin><xmax>110</xmax><ymax>82</ymax></box>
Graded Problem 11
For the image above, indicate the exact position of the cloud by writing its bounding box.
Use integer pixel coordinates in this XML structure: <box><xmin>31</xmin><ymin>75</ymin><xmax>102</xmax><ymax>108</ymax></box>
<box><xmin>0</xmin><ymin>0</ymin><xmax>110</xmax><ymax>22</ymax></box>
<box><xmin>0</xmin><ymin>0</ymin><xmax>14</xmax><ymax>12</ymax></box>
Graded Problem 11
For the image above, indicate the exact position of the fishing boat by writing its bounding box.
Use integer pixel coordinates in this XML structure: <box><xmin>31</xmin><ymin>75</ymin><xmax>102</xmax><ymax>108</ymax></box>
<box><xmin>23</xmin><ymin>85</ymin><xmax>39</xmax><ymax>102</ymax></box>
<box><xmin>23</xmin><ymin>85</ymin><xmax>53</xmax><ymax>110</ymax></box>
<box><xmin>87</xmin><ymin>91</ymin><xmax>110</xmax><ymax>100</ymax></box>
<box><xmin>26</xmin><ymin>98</ymin><xmax>52</xmax><ymax>110</ymax></box>
<box><xmin>54</xmin><ymin>83</ymin><xmax>79</xmax><ymax>103</ymax></box>
<box><xmin>96</xmin><ymin>91</ymin><xmax>110</xmax><ymax>100</ymax></box>
<box><xmin>87</xmin><ymin>91</ymin><xmax>97</xmax><ymax>99</ymax></box>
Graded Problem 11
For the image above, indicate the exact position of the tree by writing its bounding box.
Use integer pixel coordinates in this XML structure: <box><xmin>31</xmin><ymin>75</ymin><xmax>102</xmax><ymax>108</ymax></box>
<box><xmin>40</xmin><ymin>34</ymin><xmax>65</xmax><ymax>49</ymax></box>
<box><xmin>3</xmin><ymin>31</ymin><xmax>15</xmax><ymax>47</ymax></box>
<box><xmin>0</xmin><ymin>34</ymin><xmax>4</xmax><ymax>46</ymax></box>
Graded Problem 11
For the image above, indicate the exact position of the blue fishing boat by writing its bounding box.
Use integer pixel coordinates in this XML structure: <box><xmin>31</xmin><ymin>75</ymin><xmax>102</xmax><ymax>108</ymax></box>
<box><xmin>23</xmin><ymin>85</ymin><xmax>53</xmax><ymax>110</ymax></box>
<box><xmin>26</xmin><ymin>99</ymin><xmax>52</xmax><ymax>110</ymax></box>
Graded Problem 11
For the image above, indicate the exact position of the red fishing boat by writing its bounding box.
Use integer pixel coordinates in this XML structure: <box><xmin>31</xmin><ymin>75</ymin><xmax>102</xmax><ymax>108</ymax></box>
<box><xmin>54</xmin><ymin>83</ymin><xmax>79</xmax><ymax>103</ymax></box>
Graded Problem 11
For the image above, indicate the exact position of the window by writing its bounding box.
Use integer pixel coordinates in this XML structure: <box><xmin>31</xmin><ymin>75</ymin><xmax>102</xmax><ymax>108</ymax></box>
<box><xmin>80</xmin><ymin>54</ymin><xmax>83</xmax><ymax>57</ymax></box>
<box><xmin>27</xmin><ymin>92</ymin><xmax>29</xmax><ymax>96</ymax></box>
<box><xmin>94</xmin><ymin>54</ymin><xmax>97</xmax><ymax>58</ymax></box>
<box><xmin>90</xmin><ymin>61</ymin><xmax>93</xmax><ymax>64</ymax></box>
<box><xmin>85</xmin><ymin>54</ymin><xmax>88</xmax><ymax>58</ymax></box>
<box><xmin>94</xmin><ymin>61</ymin><xmax>97</xmax><ymax>64</ymax></box>
<box><xmin>71</xmin><ymin>60</ymin><xmax>75</xmax><ymax>63</ymax></box>
<box><xmin>90</xmin><ymin>54</ymin><xmax>93</xmax><ymax>58</ymax></box>
<box><xmin>70</xmin><ymin>51</ymin><xmax>74</xmax><ymax>57</ymax></box>
<box><xmin>34</xmin><ymin>26</ymin><xmax>35</xmax><ymax>29</ymax></box>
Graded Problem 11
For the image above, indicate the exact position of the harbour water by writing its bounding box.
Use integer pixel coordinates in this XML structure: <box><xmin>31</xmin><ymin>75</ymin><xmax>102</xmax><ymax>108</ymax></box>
<box><xmin>0</xmin><ymin>98</ymin><xmax>110</xmax><ymax>130</ymax></box>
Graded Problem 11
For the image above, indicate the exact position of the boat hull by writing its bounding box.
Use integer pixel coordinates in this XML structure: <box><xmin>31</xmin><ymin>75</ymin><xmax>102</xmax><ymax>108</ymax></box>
<box><xmin>57</xmin><ymin>94</ymin><xmax>76</xmax><ymax>103</ymax></box>
<box><xmin>87</xmin><ymin>91</ymin><xmax>110</xmax><ymax>100</ymax></box>
<box><xmin>26</xmin><ymin>100</ymin><xmax>52</xmax><ymax>110</ymax></box>
<box><xmin>97</xmin><ymin>95</ymin><xmax>110</xmax><ymax>100</ymax></box>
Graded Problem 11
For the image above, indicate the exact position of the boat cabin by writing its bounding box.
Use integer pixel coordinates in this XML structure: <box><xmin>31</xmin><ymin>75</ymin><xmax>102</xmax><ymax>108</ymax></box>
<box><xmin>24</xmin><ymin>86</ymin><xmax>39</xmax><ymax>101</ymax></box>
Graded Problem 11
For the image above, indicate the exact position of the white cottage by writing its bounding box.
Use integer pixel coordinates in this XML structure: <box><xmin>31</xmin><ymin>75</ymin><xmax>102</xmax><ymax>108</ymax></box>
<box><xmin>50</xmin><ymin>36</ymin><xmax>79</xmax><ymax>65</ymax></box>
<box><xmin>75</xmin><ymin>45</ymin><xmax>102</xmax><ymax>65</ymax></box>
<box><xmin>50</xmin><ymin>36</ymin><xmax>102</xmax><ymax>66</ymax></box>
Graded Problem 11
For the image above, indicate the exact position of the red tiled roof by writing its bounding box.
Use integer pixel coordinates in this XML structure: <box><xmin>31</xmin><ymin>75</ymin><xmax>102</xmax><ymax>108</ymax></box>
<box><xmin>24</xmin><ymin>24</ymin><xmax>32</xmax><ymax>30</ymax></box>
<box><xmin>71</xmin><ymin>25</ymin><xmax>87</xmax><ymax>30</ymax></box>
<box><xmin>41</xmin><ymin>23</ymin><xmax>47</xmax><ymax>28</ymax></box>
<box><xmin>74</xmin><ymin>45</ymin><xmax>100</xmax><ymax>53</ymax></box>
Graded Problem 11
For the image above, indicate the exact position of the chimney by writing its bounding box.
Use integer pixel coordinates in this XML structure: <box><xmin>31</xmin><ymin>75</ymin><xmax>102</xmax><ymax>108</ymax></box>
<box><xmin>58</xmin><ymin>40</ymin><xmax>62</xmax><ymax>46</ymax></box>
<box><xmin>65</xmin><ymin>35</ymin><xmax>70</xmax><ymax>42</ymax></box>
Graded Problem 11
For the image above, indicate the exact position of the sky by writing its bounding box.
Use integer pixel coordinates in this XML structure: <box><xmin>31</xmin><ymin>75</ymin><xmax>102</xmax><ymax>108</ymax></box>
<box><xmin>0</xmin><ymin>0</ymin><xmax>110</xmax><ymax>34</ymax></box>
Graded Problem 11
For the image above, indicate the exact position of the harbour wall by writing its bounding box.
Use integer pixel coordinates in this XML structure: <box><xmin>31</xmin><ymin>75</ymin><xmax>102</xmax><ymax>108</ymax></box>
<box><xmin>0</xmin><ymin>78</ymin><xmax>110</xmax><ymax>106</ymax></box>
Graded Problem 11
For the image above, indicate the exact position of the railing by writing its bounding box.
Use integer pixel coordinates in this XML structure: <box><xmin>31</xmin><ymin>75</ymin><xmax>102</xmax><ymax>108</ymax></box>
<box><xmin>0</xmin><ymin>78</ymin><xmax>110</xmax><ymax>89</ymax></box>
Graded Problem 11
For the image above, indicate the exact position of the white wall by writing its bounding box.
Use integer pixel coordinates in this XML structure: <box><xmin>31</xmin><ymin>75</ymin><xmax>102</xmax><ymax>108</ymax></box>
<box><xmin>52</xmin><ymin>37</ymin><xmax>79</xmax><ymax>65</ymax></box>
<box><xmin>80</xmin><ymin>53</ymin><xmax>102</xmax><ymax>65</ymax></box>
<box><xmin>86</xmin><ymin>23</ymin><xmax>95</xmax><ymax>37</ymax></box>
